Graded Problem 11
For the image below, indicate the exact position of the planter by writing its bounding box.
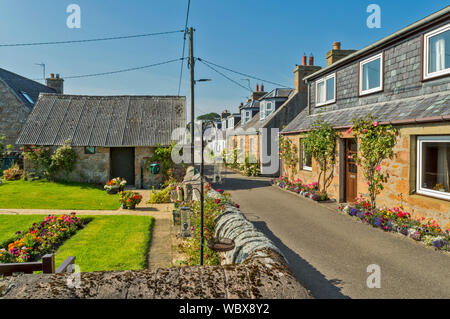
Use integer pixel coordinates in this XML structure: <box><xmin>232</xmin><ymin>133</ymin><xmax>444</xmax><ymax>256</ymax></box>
<box><xmin>106</xmin><ymin>186</ymin><xmax>120</xmax><ymax>195</ymax></box>
<box><xmin>128</xmin><ymin>205</ymin><xmax>136</xmax><ymax>210</ymax></box>
<box><xmin>121</xmin><ymin>204</ymin><xmax>128</xmax><ymax>209</ymax></box>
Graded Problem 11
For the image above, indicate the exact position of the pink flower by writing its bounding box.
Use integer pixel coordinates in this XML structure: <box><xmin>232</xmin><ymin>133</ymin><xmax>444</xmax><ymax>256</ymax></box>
<box><xmin>366</xmin><ymin>181</ymin><xmax>370</xmax><ymax>185</ymax></box>
<box><xmin>362</xmin><ymin>129</ymin><xmax>367</xmax><ymax>133</ymax></box>
<box><xmin>373</xmin><ymin>122</ymin><xmax>378</xmax><ymax>127</ymax></box>
<box><xmin>375</xmin><ymin>165</ymin><xmax>381</xmax><ymax>171</ymax></box>
<box><xmin>346</xmin><ymin>127</ymin><xmax>353</xmax><ymax>134</ymax></box>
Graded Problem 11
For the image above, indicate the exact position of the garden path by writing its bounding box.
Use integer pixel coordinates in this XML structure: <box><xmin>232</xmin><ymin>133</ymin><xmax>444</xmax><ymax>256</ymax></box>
<box><xmin>214</xmin><ymin>170</ymin><xmax>450</xmax><ymax>299</ymax></box>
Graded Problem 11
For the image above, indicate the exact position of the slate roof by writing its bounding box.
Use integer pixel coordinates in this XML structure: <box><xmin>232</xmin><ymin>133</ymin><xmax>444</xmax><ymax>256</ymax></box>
<box><xmin>282</xmin><ymin>91</ymin><xmax>450</xmax><ymax>133</ymax></box>
<box><xmin>17</xmin><ymin>94</ymin><xmax>186</xmax><ymax>146</ymax></box>
<box><xmin>0</xmin><ymin>68</ymin><xmax>56</xmax><ymax>109</ymax></box>
<box><xmin>260</xmin><ymin>88</ymin><xmax>293</xmax><ymax>100</ymax></box>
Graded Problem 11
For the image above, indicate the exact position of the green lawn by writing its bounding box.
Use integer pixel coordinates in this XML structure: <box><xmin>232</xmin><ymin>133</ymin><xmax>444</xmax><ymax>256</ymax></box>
<box><xmin>0</xmin><ymin>179</ymin><xmax>120</xmax><ymax>210</ymax></box>
<box><xmin>0</xmin><ymin>214</ymin><xmax>46</xmax><ymax>245</ymax></box>
<box><xmin>55</xmin><ymin>215</ymin><xmax>154</xmax><ymax>272</ymax></box>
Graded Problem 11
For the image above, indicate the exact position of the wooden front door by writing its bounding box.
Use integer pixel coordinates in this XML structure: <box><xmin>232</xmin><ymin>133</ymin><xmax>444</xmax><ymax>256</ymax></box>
<box><xmin>110</xmin><ymin>148</ymin><xmax>135</xmax><ymax>185</ymax></box>
<box><xmin>345</xmin><ymin>139</ymin><xmax>358</xmax><ymax>202</ymax></box>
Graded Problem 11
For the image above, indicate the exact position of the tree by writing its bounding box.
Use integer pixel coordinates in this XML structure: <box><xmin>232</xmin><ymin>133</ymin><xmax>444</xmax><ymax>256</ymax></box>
<box><xmin>351</xmin><ymin>115</ymin><xmax>398</xmax><ymax>210</ymax></box>
<box><xmin>0</xmin><ymin>134</ymin><xmax>5</xmax><ymax>157</ymax></box>
<box><xmin>302</xmin><ymin>118</ymin><xmax>337</xmax><ymax>194</ymax></box>
<box><xmin>197</xmin><ymin>112</ymin><xmax>221</xmax><ymax>122</ymax></box>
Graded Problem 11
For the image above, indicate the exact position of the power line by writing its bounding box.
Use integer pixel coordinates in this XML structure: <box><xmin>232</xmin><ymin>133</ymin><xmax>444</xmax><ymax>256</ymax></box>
<box><xmin>63</xmin><ymin>58</ymin><xmax>184</xmax><ymax>79</ymax></box>
<box><xmin>197</xmin><ymin>58</ymin><xmax>251</xmax><ymax>92</ymax></box>
<box><xmin>198</xmin><ymin>57</ymin><xmax>290</xmax><ymax>88</ymax></box>
<box><xmin>177</xmin><ymin>0</ymin><xmax>191</xmax><ymax>96</ymax></box>
<box><xmin>0</xmin><ymin>30</ymin><xmax>184</xmax><ymax>47</ymax></box>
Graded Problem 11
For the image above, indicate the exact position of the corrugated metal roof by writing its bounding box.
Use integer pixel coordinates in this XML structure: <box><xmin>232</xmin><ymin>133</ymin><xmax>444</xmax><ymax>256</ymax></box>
<box><xmin>282</xmin><ymin>91</ymin><xmax>450</xmax><ymax>133</ymax></box>
<box><xmin>17</xmin><ymin>94</ymin><xmax>186</xmax><ymax>146</ymax></box>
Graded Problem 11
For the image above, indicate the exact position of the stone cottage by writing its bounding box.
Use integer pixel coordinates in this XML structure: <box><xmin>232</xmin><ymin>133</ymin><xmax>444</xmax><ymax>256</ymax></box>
<box><xmin>280</xmin><ymin>7</ymin><xmax>450</xmax><ymax>229</ymax></box>
<box><xmin>0</xmin><ymin>69</ymin><xmax>60</xmax><ymax>149</ymax></box>
<box><xmin>17</xmin><ymin>94</ymin><xmax>186</xmax><ymax>188</ymax></box>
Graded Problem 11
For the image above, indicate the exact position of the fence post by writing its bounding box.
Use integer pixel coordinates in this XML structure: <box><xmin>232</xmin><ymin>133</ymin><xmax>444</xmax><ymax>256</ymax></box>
<box><xmin>42</xmin><ymin>254</ymin><xmax>55</xmax><ymax>274</ymax></box>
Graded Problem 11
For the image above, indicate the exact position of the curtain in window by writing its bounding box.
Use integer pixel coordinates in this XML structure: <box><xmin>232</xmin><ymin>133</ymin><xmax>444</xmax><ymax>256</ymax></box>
<box><xmin>435</xmin><ymin>144</ymin><xmax>449</xmax><ymax>192</ymax></box>
<box><xmin>435</xmin><ymin>37</ymin><xmax>445</xmax><ymax>72</ymax></box>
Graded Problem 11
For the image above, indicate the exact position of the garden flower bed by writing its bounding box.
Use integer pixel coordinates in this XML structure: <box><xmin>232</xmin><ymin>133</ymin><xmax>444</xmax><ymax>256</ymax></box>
<box><xmin>271</xmin><ymin>176</ymin><xmax>330</xmax><ymax>202</ymax></box>
<box><xmin>0</xmin><ymin>214</ymin><xmax>85</xmax><ymax>263</ymax></box>
<box><xmin>338</xmin><ymin>195</ymin><xmax>450</xmax><ymax>252</ymax></box>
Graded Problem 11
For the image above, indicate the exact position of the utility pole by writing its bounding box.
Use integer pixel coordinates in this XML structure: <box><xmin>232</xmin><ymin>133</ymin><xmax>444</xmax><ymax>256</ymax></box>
<box><xmin>189</xmin><ymin>27</ymin><xmax>195</xmax><ymax>165</ymax></box>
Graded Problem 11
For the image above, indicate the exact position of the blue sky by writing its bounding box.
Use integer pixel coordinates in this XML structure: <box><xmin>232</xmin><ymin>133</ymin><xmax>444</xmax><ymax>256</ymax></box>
<box><xmin>0</xmin><ymin>0</ymin><xmax>448</xmax><ymax>117</ymax></box>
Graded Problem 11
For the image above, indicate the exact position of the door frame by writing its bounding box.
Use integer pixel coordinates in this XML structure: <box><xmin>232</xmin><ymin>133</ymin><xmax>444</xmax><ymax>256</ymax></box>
<box><xmin>109</xmin><ymin>147</ymin><xmax>135</xmax><ymax>185</ymax></box>
<box><xmin>344</xmin><ymin>138</ymin><xmax>358</xmax><ymax>203</ymax></box>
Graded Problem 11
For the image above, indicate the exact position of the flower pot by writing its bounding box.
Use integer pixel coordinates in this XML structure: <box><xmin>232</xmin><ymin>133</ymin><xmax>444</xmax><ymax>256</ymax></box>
<box><xmin>121</xmin><ymin>204</ymin><xmax>128</xmax><ymax>209</ymax></box>
<box><xmin>128</xmin><ymin>205</ymin><xmax>136</xmax><ymax>210</ymax></box>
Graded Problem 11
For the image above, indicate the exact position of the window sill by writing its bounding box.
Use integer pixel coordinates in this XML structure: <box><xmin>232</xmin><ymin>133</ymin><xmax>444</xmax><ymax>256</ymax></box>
<box><xmin>416</xmin><ymin>189</ymin><xmax>450</xmax><ymax>202</ymax></box>
<box><xmin>302</xmin><ymin>166</ymin><xmax>312</xmax><ymax>172</ymax></box>
<box><xmin>359</xmin><ymin>87</ymin><xmax>383</xmax><ymax>97</ymax></box>
<box><xmin>315</xmin><ymin>100</ymin><xmax>336</xmax><ymax>108</ymax></box>
<box><xmin>422</xmin><ymin>71</ymin><xmax>450</xmax><ymax>82</ymax></box>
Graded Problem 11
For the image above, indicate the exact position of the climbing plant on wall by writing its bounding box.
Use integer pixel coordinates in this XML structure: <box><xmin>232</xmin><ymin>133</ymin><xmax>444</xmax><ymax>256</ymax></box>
<box><xmin>302</xmin><ymin>118</ymin><xmax>337</xmax><ymax>194</ymax></box>
<box><xmin>279</xmin><ymin>135</ymin><xmax>298</xmax><ymax>176</ymax></box>
<box><xmin>350</xmin><ymin>115</ymin><xmax>398</xmax><ymax>210</ymax></box>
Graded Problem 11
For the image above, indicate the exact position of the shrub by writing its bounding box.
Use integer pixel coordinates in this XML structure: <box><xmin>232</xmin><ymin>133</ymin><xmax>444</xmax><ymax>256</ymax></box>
<box><xmin>2</xmin><ymin>164</ymin><xmax>23</xmax><ymax>181</ymax></box>
<box><xmin>49</xmin><ymin>141</ymin><xmax>77</xmax><ymax>176</ymax></box>
<box><xmin>147</xmin><ymin>185</ymin><xmax>174</xmax><ymax>204</ymax></box>
<box><xmin>119</xmin><ymin>191</ymin><xmax>143</xmax><ymax>208</ymax></box>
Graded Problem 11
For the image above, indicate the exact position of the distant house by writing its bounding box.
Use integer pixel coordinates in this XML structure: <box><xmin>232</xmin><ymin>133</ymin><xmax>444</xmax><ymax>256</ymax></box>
<box><xmin>17</xmin><ymin>94</ymin><xmax>186</xmax><ymax>188</ymax></box>
<box><xmin>227</xmin><ymin>56</ymin><xmax>321</xmax><ymax>175</ymax></box>
<box><xmin>0</xmin><ymin>69</ymin><xmax>60</xmax><ymax>149</ymax></box>
<box><xmin>281</xmin><ymin>7</ymin><xmax>450</xmax><ymax>229</ymax></box>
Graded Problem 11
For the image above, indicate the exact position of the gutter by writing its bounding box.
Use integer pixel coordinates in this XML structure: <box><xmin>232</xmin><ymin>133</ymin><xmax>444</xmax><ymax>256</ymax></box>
<box><xmin>280</xmin><ymin>115</ymin><xmax>450</xmax><ymax>135</ymax></box>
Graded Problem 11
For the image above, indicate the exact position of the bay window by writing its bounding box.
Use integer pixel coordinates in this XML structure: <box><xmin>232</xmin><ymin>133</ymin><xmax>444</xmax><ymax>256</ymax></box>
<box><xmin>417</xmin><ymin>136</ymin><xmax>450</xmax><ymax>200</ymax></box>
<box><xmin>424</xmin><ymin>23</ymin><xmax>450</xmax><ymax>80</ymax></box>
<box><xmin>359</xmin><ymin>52</ymin><xmax>383</xmax><ymax>95</ymax></box>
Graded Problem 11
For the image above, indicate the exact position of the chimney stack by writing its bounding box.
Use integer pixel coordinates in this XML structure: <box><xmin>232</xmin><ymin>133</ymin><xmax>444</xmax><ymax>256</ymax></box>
<box><xmin>294</xmin><ymin>54</ymin><xmax>322</xmax><ymax>93</ymax></box>
<box><xmin>326</xmin><ymin>42</ymin><xmax>356</xmax><ymax>66</ymax></box>
<box><xmin>251</xmin><ymin>83</ymin><xmax>267</xmax><ymax>100</ymax></box>
<box><xmin>46</xmin><ymin>73</ymin><xmax>64</xmax><ymax>94</ymax></box>
<box><xmin>221</xmin><ymin>109</ymin><xmax>231</xmax><ymax>119</ymax></box>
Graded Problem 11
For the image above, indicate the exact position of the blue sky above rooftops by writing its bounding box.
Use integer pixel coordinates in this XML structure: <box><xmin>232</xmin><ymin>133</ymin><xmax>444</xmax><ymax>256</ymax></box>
<box><xmin>0</xmin><ymin>0</ymin><xmax>447</xmax><ymax>119</ymax></box>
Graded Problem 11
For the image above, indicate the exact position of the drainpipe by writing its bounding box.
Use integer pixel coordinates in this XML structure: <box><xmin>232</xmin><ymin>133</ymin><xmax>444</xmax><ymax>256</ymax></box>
<box><xmin>307</xmin><ymin>81</ymin><xmax>311</xmax><ymax>115</ymax></box>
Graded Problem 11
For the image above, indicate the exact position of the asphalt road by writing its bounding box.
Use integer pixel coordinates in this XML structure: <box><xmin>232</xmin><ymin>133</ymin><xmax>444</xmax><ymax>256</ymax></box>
<box><xmin>213</xmin><ymin>170</ymin><xmax>450</xmax><ymax>299</ymax></box>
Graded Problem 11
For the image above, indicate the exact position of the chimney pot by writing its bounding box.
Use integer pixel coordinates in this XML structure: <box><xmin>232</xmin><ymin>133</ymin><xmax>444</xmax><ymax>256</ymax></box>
<box><xmin>50</xmin><ymin>73</ymin><xmax>54</xmax><ymax>78</ymax></box>
<box><xmin>261</xmin><ymin>84</ymin><xmax>264</xmax><ymax>92</ymax></box>
<box><xmin>309</xmin><ymin>54</ymin><xmax>314</xmax><ymax>66</ymax></box>
<box><xmin>302</xmin><ymin>55</ymin><xmax>307</xmax><ymax>66</ymax></box>
<box><xmin>56</xmin><ymin>74</ymin><xmax>60</xmax><ymax>79</ymax></box>
<box><xmin>333</xmin><ymin>42</ymin><xmax>341</xmax><ymax>50</ymax></box>
<box><xmin>256</xmin><ymin>84</ymin><xmax>259</xmax><ymax>92</ymax></box>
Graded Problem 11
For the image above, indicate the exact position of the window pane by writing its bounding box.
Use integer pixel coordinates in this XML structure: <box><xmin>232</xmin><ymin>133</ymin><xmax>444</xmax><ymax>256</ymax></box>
<box><xmin>326</xmin><ymin>77</ymin><xmax>335</xmax><ymax>101</ymax></box>
<box><xmin>317</xmin><ymin>81</ymin><xmax>325</xmax><ymax>103</ymax></box>
<box><xmin>362</xmin><ymin>58</ymin><xmax>381</xmax><ymax>91</ymax></box>
<box><xmin>303</xmin><ymin>149</ymin><xmax>312</xmax><ymax>168</ymax></box>
<box><xmin>421</xmin><ymin>141</ymin><xmax>450</xmax><ymax>194</ymax></box>
<box><xmin>429</xmin><ymin>29</ymin><xmax>450</xmax><ymax>73</ymax></box>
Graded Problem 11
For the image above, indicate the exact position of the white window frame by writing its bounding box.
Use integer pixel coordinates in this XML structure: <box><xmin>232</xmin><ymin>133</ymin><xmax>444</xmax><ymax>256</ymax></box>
<box><xmin>228</xmin><ymin>117</ymin><xmax>234</xmax><ymax>129</ymax></box>
<box><xmin>265</xmin><ymin>101</ymin><xmax>273</xmax><ymax>117</ymax></box>
<box><xmin>315</xmin><ymin>73</ymin><xmax>336</xmax><ymax>106</ymax></box>
<box><xmin>359</xmin><ymin>52</ymin><xmax>383</xmax><ymax>96</ymax></box>
<box><xmin>423</xmin><ymin>23</ymin><xmax>450</xmax><ymax>80</ymax></box>
<box><xmin>260</xmin><ymin>103</ymin><xmax>266</xmax><ymax>121</ymax></box>
<box><xmin>416</xmin><ymin>135</ymin><xmax>450</xmax><ymax>201</ymax></box>
<box><xmin>302</xmin><ymin>147</ymin><xmax>312</xmax><ymax>171</ymax></box>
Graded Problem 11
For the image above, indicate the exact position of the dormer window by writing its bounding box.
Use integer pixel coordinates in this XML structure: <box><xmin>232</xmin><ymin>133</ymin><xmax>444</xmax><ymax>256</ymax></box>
<box><xmin>241</xmin><ymin>110</ymin><xmax>251</xmax><ymax>124</ymax></box>
<box><xmin>260</xmin><ymin>104</ymin><xmax>266</xmax><ymax>121</ymax></box>
<box><xmin>424</xmin><ymin>23</ymin><xmax>450</xmax><ymax>80</ymax></box>
<box><xmin>315</xmin><ymin>73</ymin><xmax>336</xmax><ymax>106</ymax></box>
<box><xmin>21</xmin><ymin>91</ymin><xmax>34</xmax><ymax>104</ymax></box>
<box><xmin>228</xmin><ymin>117</ymin><xmax>234</xmax><ymax>128</ymax></box>
<box><xmin>265</xmin><ymin>102</ymin><xmax>274</xmax><ymax>117</ymax></box>
<box><xmin>359</xmin><ymin>52</ymin><xmax>383</xmax><ymax>95</ymax></box>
